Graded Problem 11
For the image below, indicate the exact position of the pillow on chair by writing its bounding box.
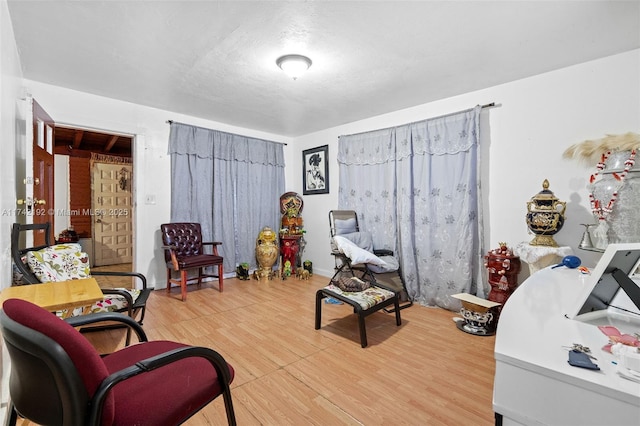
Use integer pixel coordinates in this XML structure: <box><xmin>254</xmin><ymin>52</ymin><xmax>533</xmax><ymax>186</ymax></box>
<box><xmin>334</xmin><ymin>218</ymin><xmax>358</xmax><ymax>235</ymax></box>
<box><xmin>26</xmin><ymin>244</ymin><xmax>140</xmax><ymax>316</ymax></box>
<box><xmin>333</xmin><ymin>235</ymin><xmax>388</xmax><ymax>267</ymax></box>
<box><xmin>338</xmin><ymin>231</ymin><xmax>374</xmax><ymax>252</ymax></box>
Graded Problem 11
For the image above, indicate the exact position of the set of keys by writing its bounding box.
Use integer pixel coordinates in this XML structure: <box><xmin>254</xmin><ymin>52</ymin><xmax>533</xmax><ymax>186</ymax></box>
<box><xmin>564</xmin><ymin>343</ymin><xmax>600</xmax><ymax>370</ymax></box>
<box><xmin>563</xmin><ymin>343</ymin><xmax>597</xmax><ymax>360</ymax></box>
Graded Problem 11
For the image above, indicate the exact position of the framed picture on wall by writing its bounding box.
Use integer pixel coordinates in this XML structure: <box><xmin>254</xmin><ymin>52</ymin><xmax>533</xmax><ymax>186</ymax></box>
<box><xmin>302</xmin><ymin>145</ymin><xmax>329</xmax><ymax>195</ymax></box>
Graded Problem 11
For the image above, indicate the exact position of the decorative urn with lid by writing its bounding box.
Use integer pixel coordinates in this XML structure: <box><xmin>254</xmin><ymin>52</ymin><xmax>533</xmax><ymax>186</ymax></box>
<box><xmin>525</xmin><ymin>179</ymin><xmax>566</xmax><ymax>247</ymax></box>
<box><xmin>255</xmin><ymin>226</ymin><xmax>279</xmax><ymax>280</ymax></box>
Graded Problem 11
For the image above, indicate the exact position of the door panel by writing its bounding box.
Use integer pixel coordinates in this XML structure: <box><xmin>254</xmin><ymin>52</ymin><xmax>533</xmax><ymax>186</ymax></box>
<box><xmin>92</xmin><ymin>163</ymin><xmax>132</xmax><ymax>266</ymax></box>
<box><xmin>22</xmin><ymin>98</ymin><xmax>55</xmax><ymax>247</ymax></box>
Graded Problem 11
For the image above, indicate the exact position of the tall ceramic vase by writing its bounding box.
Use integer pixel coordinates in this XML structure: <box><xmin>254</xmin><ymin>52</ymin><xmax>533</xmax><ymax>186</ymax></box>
<box><xmin>589</xmin><ymin>150</ymin><xmax>640</xmax><ymax>247</ymax></box>
<box><xmin>255</xmin><ymin>227</ymin><xmax>278</xmax><ymax>280</ymax></box>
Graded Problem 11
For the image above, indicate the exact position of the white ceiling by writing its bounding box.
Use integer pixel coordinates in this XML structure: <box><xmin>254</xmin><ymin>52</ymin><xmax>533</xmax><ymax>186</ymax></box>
<box><xmin>7</xmin><ymin>1</ymin><xmax>640</xmax><ymax>137</ymax></box>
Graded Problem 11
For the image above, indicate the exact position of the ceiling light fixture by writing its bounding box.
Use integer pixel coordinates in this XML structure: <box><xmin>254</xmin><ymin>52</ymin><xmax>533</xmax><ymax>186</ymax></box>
<box><xmin>276</xmin><ymin>54</ymin><xmax>312</xmax><ymax>80</ymax></box>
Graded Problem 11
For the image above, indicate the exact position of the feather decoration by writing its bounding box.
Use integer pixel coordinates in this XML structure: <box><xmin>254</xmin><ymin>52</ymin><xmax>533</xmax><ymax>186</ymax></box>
<box><xmin>562</xmin><ymin>132</ymin><xmax>640</xmax><ymax>165</ymax></box>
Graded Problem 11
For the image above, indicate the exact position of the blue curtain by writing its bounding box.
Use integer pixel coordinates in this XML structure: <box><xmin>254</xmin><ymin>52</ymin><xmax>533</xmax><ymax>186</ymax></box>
<box><xmin>168</xmin><ymin>122</ymin><xmax>285</xmax><ymax>273</ymax></box>
<box><xmin>337</xmin><ymin>106</ymin><xmax>485</xmax><ymax>310</ymax></box>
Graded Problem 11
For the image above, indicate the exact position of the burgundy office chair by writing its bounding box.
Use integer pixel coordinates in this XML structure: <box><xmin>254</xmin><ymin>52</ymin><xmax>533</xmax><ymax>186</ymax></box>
<box><xmin>0</xmin><ymin>298</ymin><xmax>236</xmax><ymax>425</ymax></box>
<box><xmin>161</xmin><ymin>223</ymin><xmax>224</xmax><ymax>301</ymax></box>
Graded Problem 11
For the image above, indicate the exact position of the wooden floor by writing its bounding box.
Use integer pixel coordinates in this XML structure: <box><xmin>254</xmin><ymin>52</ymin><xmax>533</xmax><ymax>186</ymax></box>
<box><xmin>83</xmin><ymin>269</ymin><xmax>497</xmax><ymax>425</ymax></box>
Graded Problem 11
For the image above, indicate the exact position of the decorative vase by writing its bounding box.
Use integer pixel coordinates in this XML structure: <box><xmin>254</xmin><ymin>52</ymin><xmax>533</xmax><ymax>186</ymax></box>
<box><xmin>563</xmin><ymin>133</ymin><xmax>640</xmax><ymax>250</ymax></box>
<box><xmin>588</xmin><ymin>150</ymin><xmax>640</xmax><ymax>247</ymax></box>
<box><xmin>255</xmin><ymin>227</ymin><xmax>278</xmax><ymax>280</ymax></box>
<box><xmin>525</xmin><ymin>179</ymin><xmax>566</xmax><ymax>247</ymax></box>
<box><xmin>485</xmin><ymin>243</ymin><xmax>521</xmax><ymax>306</ymax></box>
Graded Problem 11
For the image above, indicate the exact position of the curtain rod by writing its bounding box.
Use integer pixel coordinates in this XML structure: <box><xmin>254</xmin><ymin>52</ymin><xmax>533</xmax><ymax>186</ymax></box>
<box><xmin>166</xmin><ymin>120</ymin><xmax>288</xmax><ymax>146</ymax></box>
<box><xmin>339</xmin><ymin>102</ymin><xmax>497</xmax><ymax>139</ymax></box>
<box><xmin>409</xmin><ymin>102</ymin><xmax>497</xmax><ymax>123</ymax></box>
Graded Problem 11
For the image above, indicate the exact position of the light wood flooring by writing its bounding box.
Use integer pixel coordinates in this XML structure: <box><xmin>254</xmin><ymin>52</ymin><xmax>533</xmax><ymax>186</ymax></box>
<box><xmin>84</xmin><ymin>267</ymin><xmax>497</xmax><ymax>425</ymax></box>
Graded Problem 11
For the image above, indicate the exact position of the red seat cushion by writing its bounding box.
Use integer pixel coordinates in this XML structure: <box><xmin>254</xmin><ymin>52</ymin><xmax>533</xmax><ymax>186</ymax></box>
<box><xmin>172</xmin><ymin>254</ymin><xmax>223</xmax><ymax>269</ymax></box>
<box><xmin>104</xmin><ymin>341</ymin><xmax>234</xmax><ymax>425</ymax></box>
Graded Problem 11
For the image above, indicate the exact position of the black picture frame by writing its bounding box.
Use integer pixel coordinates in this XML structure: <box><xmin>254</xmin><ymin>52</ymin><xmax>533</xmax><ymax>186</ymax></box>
<box><xmin>302</xmin><ymin>145</ymin><xmax>329</xmax><ymax>195</ymax></box>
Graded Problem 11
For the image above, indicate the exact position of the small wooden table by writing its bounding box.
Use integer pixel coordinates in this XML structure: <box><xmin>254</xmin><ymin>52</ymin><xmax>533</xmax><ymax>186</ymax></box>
<box><xmin>0</xmin><ymin>278</ymin><xmax>104</xmax><ymax>318</ymax></box>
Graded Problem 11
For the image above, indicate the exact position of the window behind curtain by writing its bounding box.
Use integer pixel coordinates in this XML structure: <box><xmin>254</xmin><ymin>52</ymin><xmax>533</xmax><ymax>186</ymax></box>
<box><xmin>337</xmin><ymin>106</ymin><xmax>485</xmax><ymax>310</ymax></box>
<box><xmin>168</xmin><ymin>122</ymin><xmax>285</xmax><ymax>273</ymax></box>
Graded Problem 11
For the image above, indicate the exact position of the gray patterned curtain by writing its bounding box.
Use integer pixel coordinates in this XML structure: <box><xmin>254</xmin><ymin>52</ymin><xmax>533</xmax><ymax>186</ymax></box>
<box><xmin>337</xmin><ymin>106</ymin><xmax>485</xmax><ymax>310</ymax></box>
<box><xmin>168</xmin><ymin>122</ymin><xmax>285</xmax><ymax>273</ymax></box>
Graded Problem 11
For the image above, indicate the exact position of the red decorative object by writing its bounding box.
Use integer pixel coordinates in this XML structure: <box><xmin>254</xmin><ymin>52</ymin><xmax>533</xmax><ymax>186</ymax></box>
<box><xmin>485</xmin><ymin>243</ymin><xmax>521</xmax><ymax>306</ymax></box>
<box><xmin>280</xmin><ymin>235</ymin><xmax>302</xmax><ymax>272</ymax></box>
<box><xmin>278</xmin><ymin>192</ymin><xmax>306</xmax><ymax>278</ymax></box>
<box><xmin>57</xmin><ymin>226</ymin><xmax>79</xmax><ymax>243</ymax></box>
<box><xmin>280</xmin><ymin>235</ymin><xmax>301</xmax><ymax>267</ymax></box>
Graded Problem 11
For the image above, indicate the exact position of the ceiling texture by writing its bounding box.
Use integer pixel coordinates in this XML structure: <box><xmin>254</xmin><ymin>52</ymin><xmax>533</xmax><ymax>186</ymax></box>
<box><xmin>7</xmin><ymin>1</ymin><xmax>640</xmax><ymax>138</ymax></box>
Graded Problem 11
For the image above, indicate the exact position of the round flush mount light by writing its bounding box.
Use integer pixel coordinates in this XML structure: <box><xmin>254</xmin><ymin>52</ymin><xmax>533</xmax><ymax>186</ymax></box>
<box><xmin>276</xmin><ymin>54</ymin><xmax>312</xmax><ymax>80</ymax></box>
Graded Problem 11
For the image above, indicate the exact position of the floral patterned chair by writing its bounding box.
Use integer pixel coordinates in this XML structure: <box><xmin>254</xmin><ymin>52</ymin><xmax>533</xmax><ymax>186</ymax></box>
<box><xmin>11</xmin><ymin>223</ymin><xmax>151</xmax><ymax>343</ymax></box>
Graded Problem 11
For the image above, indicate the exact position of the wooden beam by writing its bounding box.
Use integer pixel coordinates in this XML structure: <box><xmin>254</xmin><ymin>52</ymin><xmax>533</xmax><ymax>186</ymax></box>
<box><xmin>104</xmin><ymin>135</ymin><xmax>119</xmax><ymax>152</ymax></box>
<box><xmin>73</xmin><ymin>129</ymin><xmax>84</xmax><ymax>149</ymax></box>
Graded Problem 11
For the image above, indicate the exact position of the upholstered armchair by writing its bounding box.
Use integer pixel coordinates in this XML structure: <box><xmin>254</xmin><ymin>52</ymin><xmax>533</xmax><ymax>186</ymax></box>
<box><xmin>161</xmin><ymin>222</ymin><xmax>224</xmax><ymax>301</ymax></box>
<box><xmin>1</xmin><ymin>298</ymin><xmax>236</xmax><ymax>425</ymax></box>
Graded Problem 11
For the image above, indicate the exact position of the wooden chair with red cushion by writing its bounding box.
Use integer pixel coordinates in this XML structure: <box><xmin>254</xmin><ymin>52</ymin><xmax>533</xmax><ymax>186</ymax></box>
<box><xmin>0</xmin><ymin>298</ymin><xmax>236</xmax><ymax>425</ymax></box>
<box><xmin>160</xmin><ymin>223</ymin><xmax>224</xmax><ymax>301</ymax></box>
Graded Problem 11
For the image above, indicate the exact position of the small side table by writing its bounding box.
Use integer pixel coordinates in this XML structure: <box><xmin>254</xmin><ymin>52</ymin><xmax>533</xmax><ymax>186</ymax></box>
<box><xmin>513</xmin><ymin>242</ymin><xmax>574</xmax><ymax>274</ymax></box>
<box><xmin>0</xmin><ymin>278</ymin><xmax>104</xmax><ymax>318</ymax></box>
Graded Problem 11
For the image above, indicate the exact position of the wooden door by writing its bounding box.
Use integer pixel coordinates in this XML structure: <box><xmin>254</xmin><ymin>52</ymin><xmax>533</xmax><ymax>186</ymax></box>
<box><xmin>91</xmin><ymin>163</ymin><xmax>133</xmax><ymax>266</ymax></box>
<box><xmin>21</xmin><ymin>98</ymin><xmax>55</xmax><ymax>246</ymax></box>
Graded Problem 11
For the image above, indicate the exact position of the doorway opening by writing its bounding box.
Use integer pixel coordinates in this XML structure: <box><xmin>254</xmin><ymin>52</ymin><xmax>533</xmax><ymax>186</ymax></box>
<box><xmin>54</xmin><ymin>126</ymin><xmax>134</xmax><ymax>269</ymax></box>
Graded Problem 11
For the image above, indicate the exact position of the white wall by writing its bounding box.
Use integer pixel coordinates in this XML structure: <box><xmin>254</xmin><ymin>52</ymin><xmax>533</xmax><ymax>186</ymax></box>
<box><xmin>53</xmin><ymin>154</ymin><xmax>70</xmax><ymax>235</ymax></box>
<box><xmin>0</xmin><ymin>0</ymin><xmax>24</xmax><ymax>285</ymax></box>
<box><xmin>294</xmin><ymin>49</ymin><xmax>640</xmax><ymax>278</ymax></box>
<box><xmin>6</xmin><ymin>39</ymin><xmax>640</xmax><ymax>287</ymax></box>
<box><xmin>0</xmin><ymin>0</ymin><xmax>24</xmax><ymax>418</ymax></box>
<box><xmin>21</xmin><ymin>81</ymin><xmax>294</xmax><ymax>289</ymax></box>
